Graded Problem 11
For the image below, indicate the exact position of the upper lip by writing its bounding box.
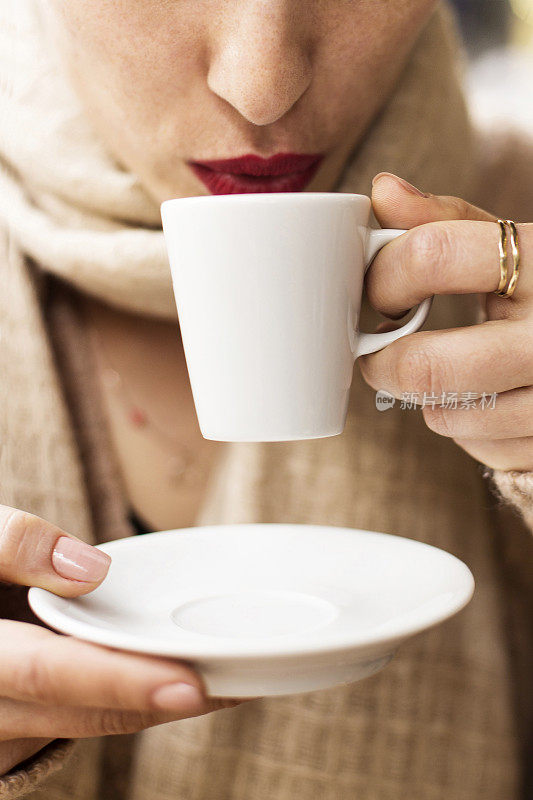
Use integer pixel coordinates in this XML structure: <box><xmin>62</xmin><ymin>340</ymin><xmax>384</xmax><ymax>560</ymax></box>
<box><xmin>189</xmin><ymin>153</ymin><xmax>323</xmax><ymax>177</ymax></box>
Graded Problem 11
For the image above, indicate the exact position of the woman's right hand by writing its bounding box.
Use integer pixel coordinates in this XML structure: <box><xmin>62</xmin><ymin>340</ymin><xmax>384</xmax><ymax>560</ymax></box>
<box><xmin>0</xmin><ymin>505</ymin><xmax>240</xmax><ymax>776</ymax></box>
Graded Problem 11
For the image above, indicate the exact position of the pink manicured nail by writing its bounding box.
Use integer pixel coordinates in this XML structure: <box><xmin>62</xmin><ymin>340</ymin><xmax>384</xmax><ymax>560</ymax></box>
<box><xmin>151</xmin><ymin>682</ymin><xmax>205</xmax><ymax>712</ymax></box>
<box><xmin>52</xmin><ymin>536</ymin><xmax>111</xmax><ymax>582</ymax></box>
<box><xmin>372</xmin><ymin>172</ymin><xmax>428</xmax><ymax>198</ymax></box>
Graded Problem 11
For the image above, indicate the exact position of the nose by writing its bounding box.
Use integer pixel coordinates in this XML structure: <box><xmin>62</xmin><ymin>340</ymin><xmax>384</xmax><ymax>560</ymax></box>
<box><xmin>207</xmin><ymin>3</ymin><xmax>312</xmax><ymax>127</ymax></box>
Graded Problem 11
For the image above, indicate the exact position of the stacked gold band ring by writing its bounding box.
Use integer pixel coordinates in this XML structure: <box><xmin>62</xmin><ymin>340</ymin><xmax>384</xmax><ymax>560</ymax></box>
<box><xmin>494</xmin><ymin>219</ymin><xmax>520</xmax><ymax>298</ymax></box>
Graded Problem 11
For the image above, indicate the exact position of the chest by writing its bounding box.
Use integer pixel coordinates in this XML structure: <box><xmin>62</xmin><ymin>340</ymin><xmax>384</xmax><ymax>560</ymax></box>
<box><xmin>84</xmin><ymin>299</ymin><xmax>223</xmax><ymax>531</ymax></box>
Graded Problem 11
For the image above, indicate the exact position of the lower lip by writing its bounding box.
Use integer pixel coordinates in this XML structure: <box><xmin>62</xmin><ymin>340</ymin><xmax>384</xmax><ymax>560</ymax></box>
<box><xmin>189</xmin><ymin>161</ymin><xmax>322</xmax><ymax>195</ymax></box>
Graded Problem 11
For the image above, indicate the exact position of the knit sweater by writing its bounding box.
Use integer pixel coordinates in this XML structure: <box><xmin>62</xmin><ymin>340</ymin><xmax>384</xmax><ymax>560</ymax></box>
<box><xmin>0</xmin><ymin>2</ymin><xmax>532</xmax><ymax>799</ymax></box>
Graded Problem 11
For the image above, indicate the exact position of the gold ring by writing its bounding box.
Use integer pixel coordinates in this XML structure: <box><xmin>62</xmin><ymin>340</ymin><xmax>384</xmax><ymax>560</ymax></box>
<box><xmin>494</xmin><ymin>219</ymin><xmax>520</xmax><ymax>298</ymax></box>
<box><xmin>495</xmin><ymin>219</ymin><xmax>508</xmax><ymax>294</ymax></box>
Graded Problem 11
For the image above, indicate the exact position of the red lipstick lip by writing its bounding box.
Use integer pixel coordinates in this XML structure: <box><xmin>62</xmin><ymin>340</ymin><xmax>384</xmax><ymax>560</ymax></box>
<box><xmin>188</xmin><ymin>152</ymin><xmax>324</xmax><ymax>195</ymax></box>
<box><xmin>193</xmin><ymin>153</ymin><xmax>322</xmax><ymax>176</ymax></box>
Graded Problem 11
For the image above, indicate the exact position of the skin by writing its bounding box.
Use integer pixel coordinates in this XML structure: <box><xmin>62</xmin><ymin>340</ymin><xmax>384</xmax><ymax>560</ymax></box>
<box><xmin>43</xmin><ymin>0</ymin><xmax>435</xmax><ymax>202</ymax></box>
<box><xmin>365</xmin><ymin>174</ymin><xmax>533</xmax><ymax>472</ymax></box>
<box><xmin>3</xmin><ymin>0</ymin><xmax>532</xmax><ymax>775</ymax></box>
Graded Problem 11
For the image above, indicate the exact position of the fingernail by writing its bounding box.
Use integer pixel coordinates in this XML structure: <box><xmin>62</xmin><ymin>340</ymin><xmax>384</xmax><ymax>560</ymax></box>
<box><xmin>52</xmin><ymin>536</ymin><xmax>111</xmax><ymax>582</ymax></box>
<box><xmin>372</xmin><ymin>172</ymin><xmax>428</xmax><ymax>198</ymax></box>
<box><xmin>151</xmin><ymin>682</ymin><xmax>205</xmax><ymax>712</ymax></box>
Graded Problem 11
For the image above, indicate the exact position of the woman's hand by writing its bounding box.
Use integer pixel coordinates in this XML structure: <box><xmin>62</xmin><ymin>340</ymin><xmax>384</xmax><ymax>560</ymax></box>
<box><xmin>360</xmin><ymin>172</ymin><xmax>533</xmax><ymax>472</ymax></box>
<box><xmin>0</xmin><ymin>505</ymin><xmax>241</xmax><ymax>776</ymax></box>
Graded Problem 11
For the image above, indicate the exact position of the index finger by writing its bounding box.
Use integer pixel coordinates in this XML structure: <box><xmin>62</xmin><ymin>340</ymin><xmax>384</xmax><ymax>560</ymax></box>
<box><xmin>365</xmin><ymin>220</ymin><xmax>532</xmax><ymax>318</ymax></box>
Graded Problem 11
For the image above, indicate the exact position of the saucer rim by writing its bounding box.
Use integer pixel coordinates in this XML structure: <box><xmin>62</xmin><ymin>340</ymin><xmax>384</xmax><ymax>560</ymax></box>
<box><xmin>28</xmin><ymin>524</ymin><xmax>475</xmax><ymax>661</ymax></box>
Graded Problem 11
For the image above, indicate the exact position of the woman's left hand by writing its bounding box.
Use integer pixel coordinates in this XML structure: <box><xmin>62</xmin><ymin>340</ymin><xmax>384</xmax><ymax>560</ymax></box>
<box><xmin>359</xmin><ymin>172</ymin><xmax>533</xmax><ymax>472</ymax></box>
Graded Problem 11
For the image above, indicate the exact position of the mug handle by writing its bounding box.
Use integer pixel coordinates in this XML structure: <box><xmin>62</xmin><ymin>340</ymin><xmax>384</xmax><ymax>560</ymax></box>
<box><xmin>354</xmin><ymin>228</ymin><xmax>433</xmax><ymax>358</ymax></box>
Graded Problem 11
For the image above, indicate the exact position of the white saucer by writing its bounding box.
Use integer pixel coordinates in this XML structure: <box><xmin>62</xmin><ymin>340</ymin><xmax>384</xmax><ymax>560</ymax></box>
<box><xmin>28</xmin><ymin>524</ymin><xmax>474</xmax><ymax>697</ymax></box>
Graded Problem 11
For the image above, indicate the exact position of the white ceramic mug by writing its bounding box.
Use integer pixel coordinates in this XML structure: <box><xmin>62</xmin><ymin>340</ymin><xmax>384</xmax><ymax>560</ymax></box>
<box><xmin>161</xmin><ymin>193</ymin><xmax>432</xmax><ymax>442</ymax></box>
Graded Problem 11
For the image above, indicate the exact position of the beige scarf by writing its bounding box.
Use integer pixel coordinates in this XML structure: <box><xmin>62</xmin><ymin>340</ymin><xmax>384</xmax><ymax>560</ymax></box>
<box><xmin>0</xmin><ymin>2</ymin><xmax>529</xmax><ymax>799</ymax></box>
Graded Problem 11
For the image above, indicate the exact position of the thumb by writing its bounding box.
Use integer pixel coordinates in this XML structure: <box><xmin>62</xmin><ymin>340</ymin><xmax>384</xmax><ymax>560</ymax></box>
<box><xmin>371</xmin><ymin>172</ymin><xmax>496</xmax><ymax>229</ymax></box>
<box><xmin>0</xmin><ymin>505</ymin><xmax>111</xmax><ymax>597</ymax></box>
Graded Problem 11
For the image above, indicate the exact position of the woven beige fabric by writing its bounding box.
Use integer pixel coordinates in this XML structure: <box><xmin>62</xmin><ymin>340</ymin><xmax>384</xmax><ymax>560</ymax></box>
<box><xmin>490</xmin><ymin>470</ymin><xmax>533</xmax><ymax>532</ymax></box>
<box><xmin>0</xmin><ymin>1</ymin><xmax>531</xmax><ymax>798</ymax></box>
<box><xmin>128</xmin><ymin>298</ymin><xmax>521</xmax><ymax>800</ymax></box>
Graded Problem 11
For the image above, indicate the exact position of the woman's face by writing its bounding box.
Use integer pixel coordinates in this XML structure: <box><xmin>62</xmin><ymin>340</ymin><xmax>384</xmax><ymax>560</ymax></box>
<box><xmin>47</xmin><ymin>0</ymin><xmax>436</xmax><ymax>203</ymax></box>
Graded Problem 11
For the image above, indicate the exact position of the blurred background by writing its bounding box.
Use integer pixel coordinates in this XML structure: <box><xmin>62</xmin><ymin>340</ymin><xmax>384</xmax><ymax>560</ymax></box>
<box><xmin>450</xmin><ymin>0</ymin><xmax>533</xmax><ymax>135</ymax></box>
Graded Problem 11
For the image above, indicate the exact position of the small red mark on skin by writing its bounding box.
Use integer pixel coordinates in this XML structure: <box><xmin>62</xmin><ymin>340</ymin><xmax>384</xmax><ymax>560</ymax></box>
<box><xmin>129</xmin><ymin>407</ymin><xmax>148</xmax><ymax>427</ymax></box>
